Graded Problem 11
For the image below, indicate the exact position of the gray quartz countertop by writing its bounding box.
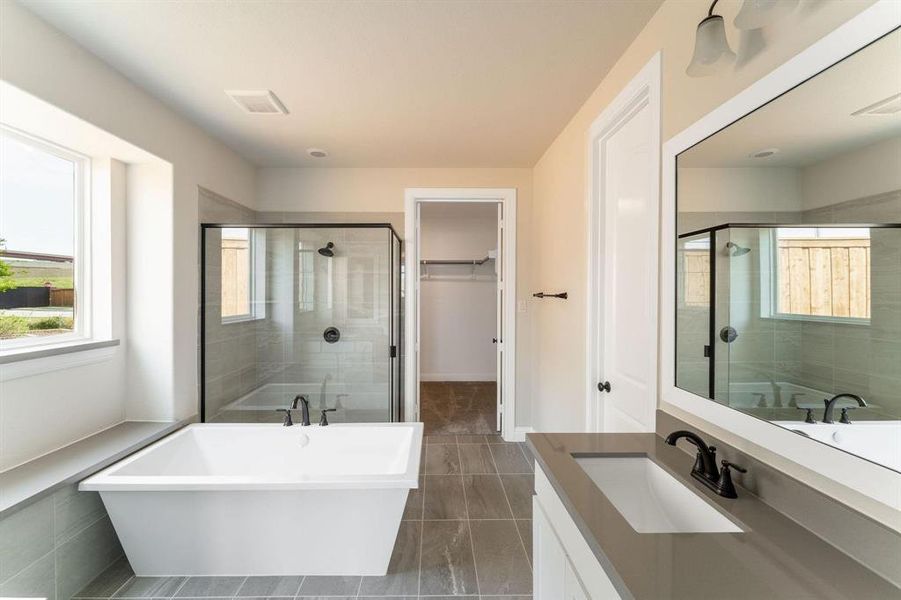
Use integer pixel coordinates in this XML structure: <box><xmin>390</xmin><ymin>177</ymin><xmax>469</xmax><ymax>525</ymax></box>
<box><xmin>526</xmin><ymin>432</ymin><xmax>901</xmax><ymax>600</ymax></box>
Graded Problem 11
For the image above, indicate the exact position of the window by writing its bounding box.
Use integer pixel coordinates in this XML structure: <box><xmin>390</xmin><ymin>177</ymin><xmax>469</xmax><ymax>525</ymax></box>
<box><xmin>767</xmin><ymin>227</ymin><xmax>870</xmax><ymax>322</ymax></box>
<box><xmin>680</xmin><ymin>236</ymin><xmax>710</xmax><ymax>308</ymax></box>
<box><xmin>298</xmin><ymin>242</ymin><xmax>314</xmax><ymax>312</ymax></box>
<box><xmin>220</xmin><ymin>227</ymin><xmax>265</xmax><ymax>323</ymax></box>
<box><xmin>0</xmin><ymin>126</ymin><xmax>89</xmax><ymax>349</ymax></box>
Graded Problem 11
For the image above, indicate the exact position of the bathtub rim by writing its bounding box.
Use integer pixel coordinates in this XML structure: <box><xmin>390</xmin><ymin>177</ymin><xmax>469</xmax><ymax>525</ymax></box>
<box><xmin>79</xmin><ymin>422</ymin><xmax>423</xmax><ymax>492</ymax></box>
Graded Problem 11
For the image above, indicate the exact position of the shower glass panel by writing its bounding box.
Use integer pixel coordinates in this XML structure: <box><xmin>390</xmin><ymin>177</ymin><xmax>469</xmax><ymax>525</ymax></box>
<box><xmin>201</xmin><ymin>224</ymin><xmax>402</xmax><ymax>424</ymax></box>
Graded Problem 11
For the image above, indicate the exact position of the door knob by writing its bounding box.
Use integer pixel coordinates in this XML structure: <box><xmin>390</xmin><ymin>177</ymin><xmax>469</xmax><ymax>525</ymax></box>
<box><xmin>597</xmin><ymin>381</ymin><xmax>611</xmax><ymax>393</ymax></box>
<box><xmin>492</xmin><ymin>338</ymin><xmax>498</xmax><ymax>343</ymax></box>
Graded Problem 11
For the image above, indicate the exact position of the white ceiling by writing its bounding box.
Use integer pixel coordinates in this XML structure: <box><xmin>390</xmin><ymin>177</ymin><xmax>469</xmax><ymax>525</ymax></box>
<box><xmin>20</xmin><ymin>0</ymin><xmax>662</xmax><ymax>168</ymax></box>
<box><xmin>679</xmin><ymin>29</ymin><xmax>901</xmax><ymax>169</ymax></box>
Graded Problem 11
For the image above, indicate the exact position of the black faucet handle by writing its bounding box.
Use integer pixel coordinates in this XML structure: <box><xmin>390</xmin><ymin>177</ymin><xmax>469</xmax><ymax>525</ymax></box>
<box><xmin>319</xmin><ymin>408</ymin><xmax>337</xmax><ymax>426</ymax></box>
<box><xmin>715</xmin><ymin>460</ymin><xmax>745</xmax><ymax>499</ymax></box>
<box><xmin>276</xmin><ymin>408</ymin><xmax>294</xmax><ymax>427</ymax></box>
<box><xmin>721</xmin><ymin>460</ymin><xmax>746</xmax><ymax>474</ymax></box>
<box><xmin>796</xmin><ymin>407</ymin><xmax>816</xmax><ymax>424</ymax></box>
<box><xmin>839</xmin><ymin>407</ymin><xmax>856</xmax><ymax>424</ymax></box>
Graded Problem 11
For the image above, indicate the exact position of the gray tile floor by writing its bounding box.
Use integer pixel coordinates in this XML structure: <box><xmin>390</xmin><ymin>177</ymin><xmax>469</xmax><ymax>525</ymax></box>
<box><xmin>73</xmin><ymin>435</ymin><xmax>534</xmax><ymax>600</ymax></box>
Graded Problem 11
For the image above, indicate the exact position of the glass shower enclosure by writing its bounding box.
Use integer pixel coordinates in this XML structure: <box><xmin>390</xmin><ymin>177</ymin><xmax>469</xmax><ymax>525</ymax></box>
<box><xmin>201</xmin><ymin>224</ymin><xmax>402</xmax><ymax>424</ymax></box>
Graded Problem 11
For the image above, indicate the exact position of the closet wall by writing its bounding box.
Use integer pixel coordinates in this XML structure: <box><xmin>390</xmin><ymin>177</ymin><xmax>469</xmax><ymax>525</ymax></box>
<box><xmin>419</xmin><ymin>204</ymin><xmax>498</xmax><ymax>381</ymax></box>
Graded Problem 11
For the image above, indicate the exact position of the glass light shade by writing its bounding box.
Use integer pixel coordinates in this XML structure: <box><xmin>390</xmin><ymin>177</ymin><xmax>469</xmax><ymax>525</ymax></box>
<box><xmin>734</xmin><ymin>0</ymin><xmax>799</xmax><ymax>30</ymax></box>
<box><xmin>686</xmin><ymin>15</ymin><xmax>736</xmax><ymax>78</ymax></box>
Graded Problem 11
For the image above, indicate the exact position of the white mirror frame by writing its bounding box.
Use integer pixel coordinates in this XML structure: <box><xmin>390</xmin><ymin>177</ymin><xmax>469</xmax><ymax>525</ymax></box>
<box><xmin>661</xmin><ymin>1</ymin><xmax>901</xmax><ymax>515</ymax></box>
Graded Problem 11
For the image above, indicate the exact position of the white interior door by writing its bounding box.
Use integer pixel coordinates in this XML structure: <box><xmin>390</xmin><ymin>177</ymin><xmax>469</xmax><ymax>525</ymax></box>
<box><xmin>595</xmin><ymin>96</ymin><xmax>658</xmax><ymax>433</ymax></box>
<box><xmin>414</xmin><ymin>201</ymin><xmax>422</xmax><ymax>421</ymax></box>
<box><xmin>495</xmin><ymin>202</ymin><xmax>504</xmax><ymax>432</ymax></box>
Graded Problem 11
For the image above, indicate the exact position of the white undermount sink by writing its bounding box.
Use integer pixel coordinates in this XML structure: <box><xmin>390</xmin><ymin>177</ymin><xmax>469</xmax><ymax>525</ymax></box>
<box><xmin>575</xmin><ymin>456</ymin><xmax>744</xmax><ymax>534</ymax></box>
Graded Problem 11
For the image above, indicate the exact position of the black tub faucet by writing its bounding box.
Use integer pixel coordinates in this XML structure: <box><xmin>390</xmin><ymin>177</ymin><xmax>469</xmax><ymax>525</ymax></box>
<box><xmin>665</xmin><ymin>430</ymin><xmax>747</xmax><ymax>499</ymax></box>
<box><xmin>822</xmin><ymin>393</ymin><xmax>866</xmax><ymax>424</ymax></box>
<box><xmin>292</xmin><ymin>395</ymin><xmax>311</xmax><ymax>426</ymax></box>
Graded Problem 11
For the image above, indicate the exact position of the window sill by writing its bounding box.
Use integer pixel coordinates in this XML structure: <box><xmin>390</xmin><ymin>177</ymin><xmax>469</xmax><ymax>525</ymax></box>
<box><xmin>221</xmin><ymin>315</ymin><xmax>264</xmax><ymax>325</ymax></box>
<box><xmin>0</xmin><ymin>339</ymin><xmax>120</xmax><ymax>381</ymax></box>
<box><xmin>761</xmin><ymin>315</ymin><xmax>870</xmax><ymax>327</ymax></box>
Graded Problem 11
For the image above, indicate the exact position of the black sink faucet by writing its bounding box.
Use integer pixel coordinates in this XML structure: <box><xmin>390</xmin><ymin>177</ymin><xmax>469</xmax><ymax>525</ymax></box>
<box><xmin>822</xmin><ymin>393</ymin><xmax>866</xmax><ymax>424</ymax></box>
<box><xmin>292</xmin><ymin>394</ymin><xmax>311</xmax><ymax>426</ymax></box>
<box><xmin>665</xmin><ymin>430</ymin><xmax>746</xmax><ymax>498</ymax></box>
<box><xmin>664</xmin><ymin>430</ymin><xmax>718</xmax><ymax>479</ymax></box>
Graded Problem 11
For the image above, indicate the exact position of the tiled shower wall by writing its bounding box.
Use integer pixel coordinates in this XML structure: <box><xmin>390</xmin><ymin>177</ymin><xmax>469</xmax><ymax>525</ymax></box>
<box><xmin>0</xmin><ymin>485</ymin><xmax>123</xmax><ymax>600</ymax></box>
<box><xmin>200</xmin><ymin>192</ymin><xmax>401</xmax><ymax>422</ymax></box>
<box><xmin>795</xmin><ymin>191</ymin><xmax>901</xmax><ymax>420</ymax></box>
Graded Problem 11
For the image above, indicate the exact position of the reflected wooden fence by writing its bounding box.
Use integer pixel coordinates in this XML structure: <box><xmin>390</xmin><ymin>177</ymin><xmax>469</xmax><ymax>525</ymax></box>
<box><xmin>779</xmin><ymin>239</ymin><xmax>870</xmax><ymax>319</ymax></box>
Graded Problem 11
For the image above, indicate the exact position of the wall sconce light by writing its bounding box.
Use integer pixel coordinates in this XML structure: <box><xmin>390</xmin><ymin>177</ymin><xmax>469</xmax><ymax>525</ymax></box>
<box><xmin>734</xmin><ymin>0</ymin><xmax>799</xmax><ymax>30</ymax></box>
<box><xmin>686</xmin><ymin>0</ymin><xmax>735</xmax><ymax>78</ymax></box>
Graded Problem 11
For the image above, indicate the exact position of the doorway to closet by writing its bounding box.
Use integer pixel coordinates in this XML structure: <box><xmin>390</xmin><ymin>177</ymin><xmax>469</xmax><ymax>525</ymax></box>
<box><xmin>404</xmin><ymin>188</ymin><xmax>518</xmax><ymax>440</ymax></box>
<box><xmin>419</xmin><ymin>202</ymin><xmax>498</xmax><ymax>434</ymax></box>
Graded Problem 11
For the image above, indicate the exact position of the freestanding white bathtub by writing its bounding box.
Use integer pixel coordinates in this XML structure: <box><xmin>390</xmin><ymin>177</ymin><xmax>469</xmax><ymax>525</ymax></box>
<box><xmin>80</xmin><ymin>423</ymin><xmax>422</xmax><ymax>576</ymax></box>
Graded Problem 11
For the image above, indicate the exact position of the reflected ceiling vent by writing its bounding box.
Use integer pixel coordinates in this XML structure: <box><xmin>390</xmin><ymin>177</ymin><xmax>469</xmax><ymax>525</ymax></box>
<box><xmin>749</xmin><ymin>148</ymin><xmax>779</xmax><ymax>159</ymax></box>
<box><xmin>225</xmin><ymin>90</ymin><xmax>289</xmax><ymax>115</ymax></box>
<box><xmin>852</xmin><ymin>93</ymin><xmax>901</xmax><ymax>117</ymax></box>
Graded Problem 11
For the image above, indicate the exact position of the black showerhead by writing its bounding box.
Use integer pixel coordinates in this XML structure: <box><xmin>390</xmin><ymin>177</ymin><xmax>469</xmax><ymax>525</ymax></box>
<box><xmin>726</xmin><ymin>241</ymin><xmax>751</xmax><ymax>257</ymax></box>
<box><xmin>318</xmin><ymin>242</ymin><xmax>335</xmax><ymax>257</ymax></box>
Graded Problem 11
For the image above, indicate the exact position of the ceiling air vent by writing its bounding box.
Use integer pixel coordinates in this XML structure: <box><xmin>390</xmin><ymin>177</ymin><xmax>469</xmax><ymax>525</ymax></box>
<box><xmin>851</xmin><ymin>92</ymin><xmax>901</xmax><ymax>117</ymax></box>
<box><xmin>225</xmin><ymin>90</ymin><xmax>289</xmax><ymax>115</ymax></box>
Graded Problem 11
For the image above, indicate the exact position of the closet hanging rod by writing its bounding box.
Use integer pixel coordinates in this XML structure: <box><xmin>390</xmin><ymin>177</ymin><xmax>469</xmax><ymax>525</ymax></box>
<box><xmin>420</xmin><ymin>256</ymin><xmax>493</xmax><ymax>266</ymax></box>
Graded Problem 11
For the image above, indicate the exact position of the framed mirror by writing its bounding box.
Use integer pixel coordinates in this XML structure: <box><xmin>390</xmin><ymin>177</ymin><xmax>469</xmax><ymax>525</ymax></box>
<box><xmin>663</xmin><ymin>4</ymin><xmax>900</xmax><ymax>512</ymax></box>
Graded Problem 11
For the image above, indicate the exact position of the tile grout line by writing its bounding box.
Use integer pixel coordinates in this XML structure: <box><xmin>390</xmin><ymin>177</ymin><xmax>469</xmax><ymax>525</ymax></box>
<box><xmin>494</xmin><ymin>460</ymin><xmax>531</xmax><ymax>574</ymax></box>
<box><xmin>417</xmin><ymin>455</ymin><xmax>426</xmax><ymax>600</ymax></box>
<box><xmin>169</xmin><ymin>574</ymin><xmax>190</xmax><ymax>598</ymax></box>
<box><xmin>107</xmin><ymin>573</ymin><xmax>136</xmax><ymax>599</ymax></box>
<box><xmin>457</xmin><ymin>440</ymin><xmax>482</xmax><ymax>599</ymax></box>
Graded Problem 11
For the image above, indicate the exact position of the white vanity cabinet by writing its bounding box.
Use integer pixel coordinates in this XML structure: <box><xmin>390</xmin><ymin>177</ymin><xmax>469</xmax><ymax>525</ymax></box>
<box><xmin>533</xmin><ymin>464</ymin><xmax>623</xmax><ymax>600</ymax></box>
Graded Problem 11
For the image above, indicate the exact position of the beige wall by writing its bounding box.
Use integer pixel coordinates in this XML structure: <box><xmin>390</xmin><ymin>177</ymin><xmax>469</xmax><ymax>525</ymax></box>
<box><xmin>529</xmin><ymin>0</ymin><xmax>875</xmax><ymax>431</ymax></box>
<box><xmin>257</xmin><ymin>167</ymin><xmax>535</xmax><ymax>427</ymax></box>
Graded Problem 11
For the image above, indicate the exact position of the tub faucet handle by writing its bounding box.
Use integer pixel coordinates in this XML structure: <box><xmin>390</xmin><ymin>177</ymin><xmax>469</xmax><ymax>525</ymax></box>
<box><xmin>319</xmin><ymin>408</ymin><xmax>337</xmax><ymax>426</ymax></box>
<box><xmin>796</xmin><ymin>406</ymin><xmax>816</xmax><ymax>424</ymax></box>
<box><xmin>276</xmin><ymin>408</ymin><xmax>294</xmax><ymax>427</ymax></box>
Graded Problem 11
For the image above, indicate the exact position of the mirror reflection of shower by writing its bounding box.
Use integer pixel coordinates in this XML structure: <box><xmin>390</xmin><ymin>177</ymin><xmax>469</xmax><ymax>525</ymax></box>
<box><xmin>725</xmin><ymin>241</ymin><xmax>751</xmax><ymax>256</ymax></box>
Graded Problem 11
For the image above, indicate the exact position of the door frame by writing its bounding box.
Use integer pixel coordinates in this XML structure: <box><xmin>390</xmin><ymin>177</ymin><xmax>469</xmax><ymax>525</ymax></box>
<box><xmin>585</xmin><ymin>52</ymin><xmax>661</xmax><ymax>432</ymax></box>
<box><xmin>404</xmin><ymin>188</ymin><xmax>518</xmax><ymax>441</ymax></box>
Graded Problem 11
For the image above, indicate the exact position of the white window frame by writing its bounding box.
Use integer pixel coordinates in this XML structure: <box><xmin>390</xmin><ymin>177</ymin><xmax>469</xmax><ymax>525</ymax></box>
<box><xmin>297</xmin><ymin>241</ymin><xmax>315</xmax><ymax>314</ymax></box>
<box><xmin>220</xmin><ymin>227</ymin><xmax>266</xmax><ymax>325</ymax></box>
<box><xmin>759</xmin><ymin>228</ymin><xmax>871</xmax><ymax>326</ymax></box>
<box><xmin>0</xmin><ymin>125</ymin><xmax>93</xmax><ymax>353</ymax></box>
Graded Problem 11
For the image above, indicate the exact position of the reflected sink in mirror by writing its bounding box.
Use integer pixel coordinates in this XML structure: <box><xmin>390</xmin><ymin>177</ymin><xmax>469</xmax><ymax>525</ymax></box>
<box><xmin>575</xmin><ymin>456</ymin><xmax>743</xmax><ymax>533</ymax></box>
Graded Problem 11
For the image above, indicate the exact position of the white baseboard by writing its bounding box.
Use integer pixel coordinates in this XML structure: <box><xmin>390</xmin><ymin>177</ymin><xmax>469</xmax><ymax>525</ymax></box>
<box><xmin>420</xmin><ymin>373</ymin><xmax>497</xmax><ymax>382</ymax></box>
<box><xmin>506</xmin><ymin>426</ymin><xmax>533</xmax><ymax>443</ymax></box>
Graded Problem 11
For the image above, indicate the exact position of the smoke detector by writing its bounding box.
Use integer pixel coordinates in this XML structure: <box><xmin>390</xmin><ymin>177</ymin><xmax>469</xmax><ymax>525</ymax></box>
<box><xmin>307</xmin><ymin>148</ymin><xmax>328</xmax><ymax>158</ymax></box>
<box><xmin>225</xmin><ymin>90</ymin><xmax>289</xmax><ymax>115</ymax></box>
<box><xmin>852</xmin><ymin>93</ymin><xmax>901</xmax><ymax>117</ymax></box>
